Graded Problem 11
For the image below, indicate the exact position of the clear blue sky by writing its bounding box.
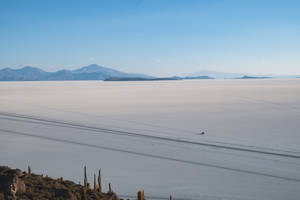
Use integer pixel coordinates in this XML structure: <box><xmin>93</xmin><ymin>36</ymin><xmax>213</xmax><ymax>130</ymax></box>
<box><xmin>0</xmin><ymin>0</ymin><xmax>299</xmax><ymax>76</ymax></box>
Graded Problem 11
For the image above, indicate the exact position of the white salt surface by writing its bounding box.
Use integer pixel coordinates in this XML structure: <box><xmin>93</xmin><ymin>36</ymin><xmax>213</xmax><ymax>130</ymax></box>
<box><xmin>0</xmin><ymin>79</ymin><xmax>300</xmax><ymax>200</ymax></box>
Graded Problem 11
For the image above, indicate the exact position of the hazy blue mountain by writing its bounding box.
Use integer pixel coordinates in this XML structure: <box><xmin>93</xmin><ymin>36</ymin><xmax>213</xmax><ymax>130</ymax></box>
<box><xmin>0</xmin><ymin>66</ymin><xmax>48</xmax><ymax>81</ymax></box>
<box><xmin>0</xmin><ymin>64</ymin><xmax>153</xmax><ymax>81</ymax></box>
<box><xmin>189</xmin><ymin>70</ymin><xmax>246</xmax><ymax>79</ymax></box>
<box><xmin>72</xmin><ymin>64</ymin><xmax>154</xmax><ymax>80</ymax></box>
<box><xmin>73</xmin><ymin>64</ymin><xmax>121</xmax><ymax>74</ymax></box>
<box><xmin>184</xmin><ymin>76</ymin><xmax>214</xmax><ymax>79</ymax></box>
<box><xmin>47</xmin><ymin>70</ymin><xmax>74</xmax><ymax>80</ymax></box>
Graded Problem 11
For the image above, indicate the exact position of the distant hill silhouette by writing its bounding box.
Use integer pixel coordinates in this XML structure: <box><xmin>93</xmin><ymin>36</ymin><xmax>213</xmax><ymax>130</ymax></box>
<box><xmin>184</xmin><ymin>76</ymin><xmax>214</xmax><ymax>80</ymax></box>
<box><xmin>189</xmin><ymin>70</ymin><xmax>245</xmax><ymax>79</ymax></box>
<box><xmin>236</xmin><ymin>75</ymin><xmax>271</xmax><ymax>79</ymax></box>
<box><xmin>104</xmin><ymin>76</ymin><xmax>214</xmax><ymax>81</ymax></box>
<box><xmin>0</xmin><ymin>64</ymin><xmax>153</xmax><ymax>81</ymax></box>
<box><xmin>0</xmin><ymin>66</ymin><xmax>48</xmax><ymax>81</ymax></box>
<box><xmin>105</xmin><ymin>76</ymin><xmax>183</xmax><ymax>81</ymax></box>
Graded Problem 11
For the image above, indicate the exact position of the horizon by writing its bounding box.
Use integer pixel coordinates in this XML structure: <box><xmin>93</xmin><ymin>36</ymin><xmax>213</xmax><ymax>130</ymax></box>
<box><xmin>0</xmin><ymin>63</ymin><xmax>298</xmax><ymax>77</ymax></box>
<box><xmin>1</xmin><ymin>0</ymin><xmax>300</xmax><ymax>76</ymax></box>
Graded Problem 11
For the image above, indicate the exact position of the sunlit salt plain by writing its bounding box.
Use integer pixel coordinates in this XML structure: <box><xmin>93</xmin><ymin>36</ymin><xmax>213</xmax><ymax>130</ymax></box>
<box><xmin>0</xmin><ymin>79</ymin><xmax>300</xmax><ymax>200</ymax></box>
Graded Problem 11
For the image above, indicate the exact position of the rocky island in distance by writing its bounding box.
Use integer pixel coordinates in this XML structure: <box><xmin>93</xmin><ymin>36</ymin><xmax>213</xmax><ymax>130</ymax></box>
<box><xmin>104</xmin><ymin>76</ymin><xmax>214</xmax><ymax>81</ymax></box>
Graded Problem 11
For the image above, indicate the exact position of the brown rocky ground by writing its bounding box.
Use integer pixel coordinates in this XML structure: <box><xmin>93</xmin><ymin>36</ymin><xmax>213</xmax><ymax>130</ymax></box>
<box><xmin>0</xmin><ymin>166</ymin><xmax>122</xmax><ymax>200</ymax></box>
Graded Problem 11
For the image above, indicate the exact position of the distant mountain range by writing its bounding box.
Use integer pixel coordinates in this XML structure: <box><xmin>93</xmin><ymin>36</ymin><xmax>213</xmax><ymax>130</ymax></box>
<box><xmin>0</xmin><ymin>65</ymin><xmax>299</xmax><ymax>81</ymax></box>
<box><xmin>189</xmin><ymin>70</ymin><xmax>299</xmax><ymax>79</ymax></box>
<box><xmin>0</xmin><ymin>64</ymin><xmax>153</xmax><ymax>81</ymax></box>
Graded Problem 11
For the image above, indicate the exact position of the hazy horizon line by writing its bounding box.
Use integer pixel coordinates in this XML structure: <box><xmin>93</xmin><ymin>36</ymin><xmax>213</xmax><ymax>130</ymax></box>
<box><xmin>1</xmin><ymin>63</ymin><xmax>299</xmax><ymax>77</ymax></box>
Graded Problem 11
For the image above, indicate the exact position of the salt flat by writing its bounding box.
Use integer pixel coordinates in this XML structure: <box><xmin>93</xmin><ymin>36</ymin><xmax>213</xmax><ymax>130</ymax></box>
<box><xmin>0</xmin><ymin>79</ymin><xmax>300</xmax><ymax>200</ymax></box>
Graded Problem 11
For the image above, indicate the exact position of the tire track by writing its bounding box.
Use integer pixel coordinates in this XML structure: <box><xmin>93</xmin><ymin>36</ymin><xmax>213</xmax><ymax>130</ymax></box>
<box><xmin>0</xmin><ymin>112</ymin><xmax>300</xmax><ymax>159</ymax></box>
<box><xmin>1</xmin><ymin>128</ymin><xmax>300</xmax><ymax>183</ymax></box>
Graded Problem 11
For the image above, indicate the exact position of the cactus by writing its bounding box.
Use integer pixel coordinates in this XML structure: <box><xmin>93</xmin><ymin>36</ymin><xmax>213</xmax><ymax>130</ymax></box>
<box><xmin>137</xmin><ymin>190</ymin><xmax>145</xmax><ymax>200</ymax></box>
<box><xmin>98</xmin><ymin>169</ymin><xmax>102</xmax><ymax>193</ymax></box>
<box><xmin>108</xmin><ymin>183</ymin><xmax>112</xmax><ymax>193</ymax></box>
<box><xmin>84</xmin><ymin>166</ymin><xmax>88</xmax><ymax>189</ymax></box>
<box><xmin>28</xmin><ymin>166</ymin><xmax>31</xmax><ymax>177</ymax></box>
<box><xmin>28</xmin><ymin>166</ymin><xmax>31</xmax><ymax>175</ymax></box>
<box><xmin>57</xmin><ymin>177</ymin><xmax>63</xmax><ymax>183</ymax></box>
<box><xmin>94</xmin><ymin>174</ymin><xmax>97</xmax><ymax>192</ymax></box>
<box><xmin>82</xmin><ymin>187</ymin><xmax>87</xmax><ymax>200</ymax></box>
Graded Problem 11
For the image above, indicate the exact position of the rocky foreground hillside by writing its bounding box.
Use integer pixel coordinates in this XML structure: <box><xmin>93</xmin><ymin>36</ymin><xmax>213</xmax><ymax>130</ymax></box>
<box><xmin>0</xmin><ymin>166</ymin><xmax>146</xmax><ymax>200</ymax></box>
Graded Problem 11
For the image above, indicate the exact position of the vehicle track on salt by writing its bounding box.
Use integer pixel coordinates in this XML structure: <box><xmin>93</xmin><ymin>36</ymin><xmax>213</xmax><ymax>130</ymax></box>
<box><xmin>0</xmin><ymin>111</ymin><xmax>299</xmax><ymax>159</ymax></box>
<box><xmin>1</xmin><ymin>128</ymin><xmax>300</xmax><ymax>183</ymax></box>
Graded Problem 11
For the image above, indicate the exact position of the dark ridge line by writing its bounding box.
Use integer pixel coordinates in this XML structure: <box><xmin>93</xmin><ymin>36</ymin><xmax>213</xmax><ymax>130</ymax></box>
<box><xmin>1</xmin><ymin>128</ymin><xmax>300</xmax><ymax>183</ymax></box>
<box><xmin>0</xmin><ymin>112</ymin><xmax>300</xmax><ymax>159</ymax></box>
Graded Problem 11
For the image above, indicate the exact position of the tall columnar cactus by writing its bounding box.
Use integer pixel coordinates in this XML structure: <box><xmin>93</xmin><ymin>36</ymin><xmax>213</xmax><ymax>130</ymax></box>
<box><xmin>137</xmin><ymin>190</ymin><xmax>145</xmax><ymax>200</ymax></box>
<box><xmin>93</xmin><ymin>174</ymin><xmax>97</xmax><ymax>192</ymax></box>
<box><xmin>98</xmin><ymin>169</ymin><xmax>102</xmax><ymax>193</ymax></box>
<box><xmin>108</xmin><ymin>183</ymin><xmax>112</xmax><ymax>193</ymax></box>
<box><xmin>82</xmin><ymin>187</ymin><xmax>87</xmax><ymax>200</ymax></box>
<box><xmin>84</xmin><ymin>166</ymin><xmax>88</xmax><ymax>189</ymax></box>
<box><xmin>28</xmin><ymin>166</ymin><xmax>31</xmax><ymax>177</ymax></box>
